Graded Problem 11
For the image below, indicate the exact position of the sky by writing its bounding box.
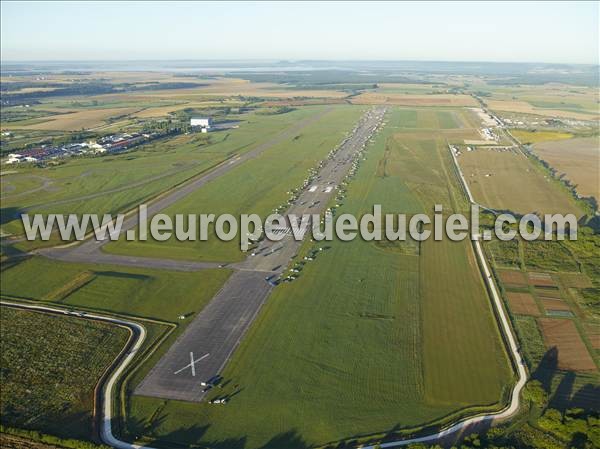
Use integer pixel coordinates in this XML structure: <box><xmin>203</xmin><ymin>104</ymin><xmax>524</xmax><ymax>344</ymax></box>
<box><xmin>1</xmin><ymin>1</ymin><xmax>598</xmax><ymax>64</ymax></box>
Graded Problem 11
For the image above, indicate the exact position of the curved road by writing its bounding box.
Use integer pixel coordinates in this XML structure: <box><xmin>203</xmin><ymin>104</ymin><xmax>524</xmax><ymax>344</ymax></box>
<box><xmin>0</xmin><ymin>300</ymin><xmax>148</xmax><ymax>449</ymax></box>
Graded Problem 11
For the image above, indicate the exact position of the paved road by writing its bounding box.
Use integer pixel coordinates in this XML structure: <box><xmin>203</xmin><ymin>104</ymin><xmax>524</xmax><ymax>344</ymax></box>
<box><xmin>36</xmin><ymin>107</ymin><xmax>333</xmax><ymax>270</ymax></box>
<box><xmin>135</xmin><ymin>107</ymin><xmax>388</xmax><ymax>401</ymax></box>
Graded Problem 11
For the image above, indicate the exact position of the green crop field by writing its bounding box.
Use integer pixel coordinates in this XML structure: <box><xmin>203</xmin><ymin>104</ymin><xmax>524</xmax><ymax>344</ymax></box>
<box><xmin>104</xmin><ymin>105</ymin><xmax>366</xmax><ymax>263</ymax></box>
<box><xmin>0</xmin><ymin>306</ymin><xmax>129</xmax><ymax>440</ymax></box>
<box><xmin>123</xmin><ymin>107</ymin><xmax>513</xmax><ymax>449</ymax></box>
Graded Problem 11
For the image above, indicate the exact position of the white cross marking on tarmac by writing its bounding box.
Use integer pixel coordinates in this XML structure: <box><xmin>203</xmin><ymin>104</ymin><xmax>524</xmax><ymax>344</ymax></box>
<box><xmin>173</xmin><ymin>352</ymin><xmax>209</xmax><ymax>376</ymax></box>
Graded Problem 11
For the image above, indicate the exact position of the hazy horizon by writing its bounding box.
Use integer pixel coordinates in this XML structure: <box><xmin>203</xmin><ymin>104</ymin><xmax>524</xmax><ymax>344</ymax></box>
<box><xmin>1</xmin><ymin>1</ymin><xmax>598</xmax><ymax>65</ymax></box>
<box><xmin>1</xmin><ymin>58</ymin><xmax>598</xmax><ymax>66</ymax></box>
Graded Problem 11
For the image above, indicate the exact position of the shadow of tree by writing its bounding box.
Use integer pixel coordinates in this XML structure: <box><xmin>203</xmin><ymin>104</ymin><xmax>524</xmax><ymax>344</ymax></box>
<box><xmin>258</xmin><ymin>429</ymin><xmax>309</xmax><ymax>449</ymax></box>
<box><xmin>571</xmin><ymin>383</ymin><xmax>600</xmax><ymax>411</ymax></box>
<box><xmin>532</xmin><ymin>346</ymin><xmax>559</xmax><ymax>392</ymax></box>
<box><xmin>549</xmin><ymin>370</ymin><xmax>576</xmax><ymax>410</ymax></box>
<box><xmin>130</xmin><ymin>422</ymin><xmax>312</xmax><ymax>449</ymax></box>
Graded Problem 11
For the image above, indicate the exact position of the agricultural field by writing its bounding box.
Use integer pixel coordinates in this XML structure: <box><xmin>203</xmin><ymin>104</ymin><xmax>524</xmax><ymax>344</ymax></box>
<box><xmin>123</xmin><ymin>107</ymin><xmax>512</xmax><ymax>449</ymax></box>
<box><xmin>0</xmin><ymin>75</ymin><xmax>350</xmax><ymax>137</ymax></box>
<box><xmin>532</xmin><ymin>136</ymin><xmax>600</xmax><ymax>201</ymax></box>
<box><xmin>481</xmin><ymin>83</ymin><xmax>600</xmax><ymax>121</ymax></box>
<box><xmin>455</xmin><ymin>147</ymin><xmax>583</xmax><ymax>216</ymax></box>
<box><xmin>0</xmin><ymin>254</ymin><xmax>234</xmax><ymax>442</ymax></box>
<box><xmin>104</xmin><ymin>105</ymin><xmax>366</xmax><ymax>262</ymax></box>
<box><xmin>486</xmin><ymin>100</ymin><xmax>598</xmax><ymax>121</ymax></box>
<box><xmin>351</xmin><ymin>92</ymin><xmax>477</xmax><ymax>107</ymax></box>
<box><xmin>138</xmin><ymin>78</ymin><xmax>348</xmax><ymax>99</ymax></box>
<box><xmin>509</xmin><ymin>129</ymin><xmax>574</xmax><ymax>144</ymax></box>
<box><xmin>0</xmin><ymin>306</ymin><xmax>129</xmax><ymax>439</ymax></box>
<box><xmin>1</xmin><ymin>107</ymin><xmax>142</xmax><ymax>131</ymax></box>
<box><xmin>485</xmin><ymin>219</ymin><xmax>600</xmax><ymax>412</ymax></box>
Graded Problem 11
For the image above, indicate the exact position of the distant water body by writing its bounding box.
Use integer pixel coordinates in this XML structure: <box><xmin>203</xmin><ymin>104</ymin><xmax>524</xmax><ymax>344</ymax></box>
<box><xmin>0</xmin><ymin>60</ymin><xmax>355</xmax><ymax>74</ymax></box>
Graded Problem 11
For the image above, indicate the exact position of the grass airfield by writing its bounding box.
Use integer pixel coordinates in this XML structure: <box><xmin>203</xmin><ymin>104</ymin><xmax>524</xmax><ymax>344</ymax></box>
<box><xmin>1</xmin><ymin>106</ymin><xmax>332</xmax><ymax>247</ymax></box>
<box><xmin>122</xmin><ymin>107</ymin><xmax>513</xmax><ymax>449</ymax></box>
<box><xmin>1</xmin><ymin>70</ymin><xmax>599</xmax><ymax>449</ymax></box>
<box><xmin>104</xmin><ymin>105</ymin><xmax>365</xmax><ymax>262</ymax></box>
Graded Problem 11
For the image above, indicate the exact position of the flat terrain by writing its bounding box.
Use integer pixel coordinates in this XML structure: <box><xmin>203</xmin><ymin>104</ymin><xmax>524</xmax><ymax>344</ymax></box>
<box><xmin>0</xmin><ymin>256</ymin><xmax>230</xmax><ymax>322</ymax></box>
<box><xmin>0</xmin><ymin>306</ymin><xmax>128</xmax><ymax>439</ymax></box>
<box><xmin>2</xmin><ymin>68</ymin><xmax>598</xmax><ymax>449</ymax></box>
<box><xmin>538</xmin><ymin>319</ymin><xmax>597</xmax><ymax>372</ymax></box>
<box><xmin>456</xmin><ymin>147</ymin><xmax>582</xmax><ymax>216</ymax></box>
<box><xmin>1</xmin><ymin>107</ymin><xmax>141</xmax><ymax>131</ymax></box>
<box><xmin>135</xmin><ymin>270</ymin><xmax>272</xmax><ymax>401</ymax></box>
<box><xmin>124</xmin><ymin>107</ymin><xmax>512</xmax><ymax>449</ymax></box>
<box><xmin>509</xmin><ymin>129</ymin><xmax>573</xmax><ymax>144</ymax></box>
<box><xmin>533</xmin><ymin>136</ymin><xmax>600</xmax><ymax>201</ymax></box>
<box><xmin>135</xmin><ymin>108</ymin><xmax>387</xmax><ymax>402</ymax></box>
<box><xmin>506</xmin><ymin>292</ymin><xmax>540</xmax><ymax>316</ymax></box>
<box><xmin>1</xmin><ymin>107</ymin><xmax>328</xmax><ymax>243</ymax></box>
<box><xmin>485</xmin><ymin>218</ymin><xmax>600</xmax><ymax>412</ymax></box>
<box><xmin>482</xmin><ymin>84</ymin><xmax>599</xmax><ymax>121</ymax></box>
<box><xmin>104</xmin><ymin>105</ymin><xmax>365</xmax><ymax>262</ymax></box>
<box><xmin>487</xmin><ymin>99</ymin><xmax>598</xmax><ymax>121</ymax></box>
<box><xmin>351</xmin><ymin>92</ymin><xmax>477</xmax><ymax>107</ymax></box>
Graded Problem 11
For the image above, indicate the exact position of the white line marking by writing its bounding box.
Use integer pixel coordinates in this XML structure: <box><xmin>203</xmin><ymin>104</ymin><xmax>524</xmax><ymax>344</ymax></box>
<box><xmin>173</xmin><ymin>352</ymin><xmax>209</xmax><ymax>376</ymax></box>
<box><xmin>190</xmin><ymin>352</ymin><xmax>196</xmax><ymax>377</ymax></box>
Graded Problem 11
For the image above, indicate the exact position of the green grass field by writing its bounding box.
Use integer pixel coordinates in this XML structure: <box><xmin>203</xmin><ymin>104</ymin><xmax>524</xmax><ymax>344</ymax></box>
<box><xmin>1</xmin><ymin>107</ymin><xmax>324</xmax><ymax>245</ymax></box>
<box><xmin>0</xmin><ymin>256</ymin><xmax>230</xmax><ymax>322</ymax></box>
<box><xmin>104</xmin><ymin>105</ymin><xmax>366</xmax><ymax>262</ymax></box>
<box><xmin>0</xmin><ymin>306</ymin><xmax>129</xmax><ymax>440</ymax></box>
<box><xmin>123</xmin><ymin>107</ymin><xmax>512</xmax><ymax>449</ymax></box>
<box><xmin>0</xmin><ymin>255</ymin><xmax>233</xmax><ymax>434</ymax></box>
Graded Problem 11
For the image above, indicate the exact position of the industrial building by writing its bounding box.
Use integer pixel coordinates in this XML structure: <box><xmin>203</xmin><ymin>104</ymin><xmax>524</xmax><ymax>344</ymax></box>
<box><xmin>190</xmin><ymin>117</ymin><xmax>212</xmax><ymax>132</ymax></box>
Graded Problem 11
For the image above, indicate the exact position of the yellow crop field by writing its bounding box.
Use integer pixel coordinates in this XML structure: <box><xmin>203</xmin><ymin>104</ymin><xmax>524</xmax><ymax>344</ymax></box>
<box><xmin>457</xmin><ymin>148</ymin><xmax>582</xmax><ymax>216</ymax></box>
<box><xmin>3</xmin><ymin>107</ymin><xmax>140</xmax><ymax>131</ymax></box>
<box><xmin>351</xmin><ymin>93</ymin><xmax>477</xmax><ymax>107</ymax></box>
<box><xmin>534</xmin><ymin>137</ymin><xmax>600</xmax><ymax>201</ymax></box>
<box><xmin>138</xmin><ymin>78</ymin><xmax>347</xmax><ymax>99</ymax></box>
<box><xmin>487</xmin><ymin>100</ymin><xmax>599</xmax><ymax>121</ymax></box>
<box><xmin>510</xmin><ymin>129</ymin><xmax>574</xmax><ymax>144</ymax></box>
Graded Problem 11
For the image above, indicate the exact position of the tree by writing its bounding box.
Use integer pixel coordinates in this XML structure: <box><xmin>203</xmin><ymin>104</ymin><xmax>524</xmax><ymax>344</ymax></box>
<box><xmin>523</xmin><ymin>380</ymin><xmax>549</xmax><ymax>408</ymax></box>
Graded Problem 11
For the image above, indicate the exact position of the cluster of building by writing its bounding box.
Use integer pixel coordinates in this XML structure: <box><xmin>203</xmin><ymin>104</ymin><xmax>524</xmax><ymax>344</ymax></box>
<box><xmin>4</xmin><ymin>131</ymin><xmax>162</xmax><ymax>165</ymax></box>
<box><xmin>4</xmin><ymin>116</ymin><xmax>215</xmax><ymax>165</ymax></box>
